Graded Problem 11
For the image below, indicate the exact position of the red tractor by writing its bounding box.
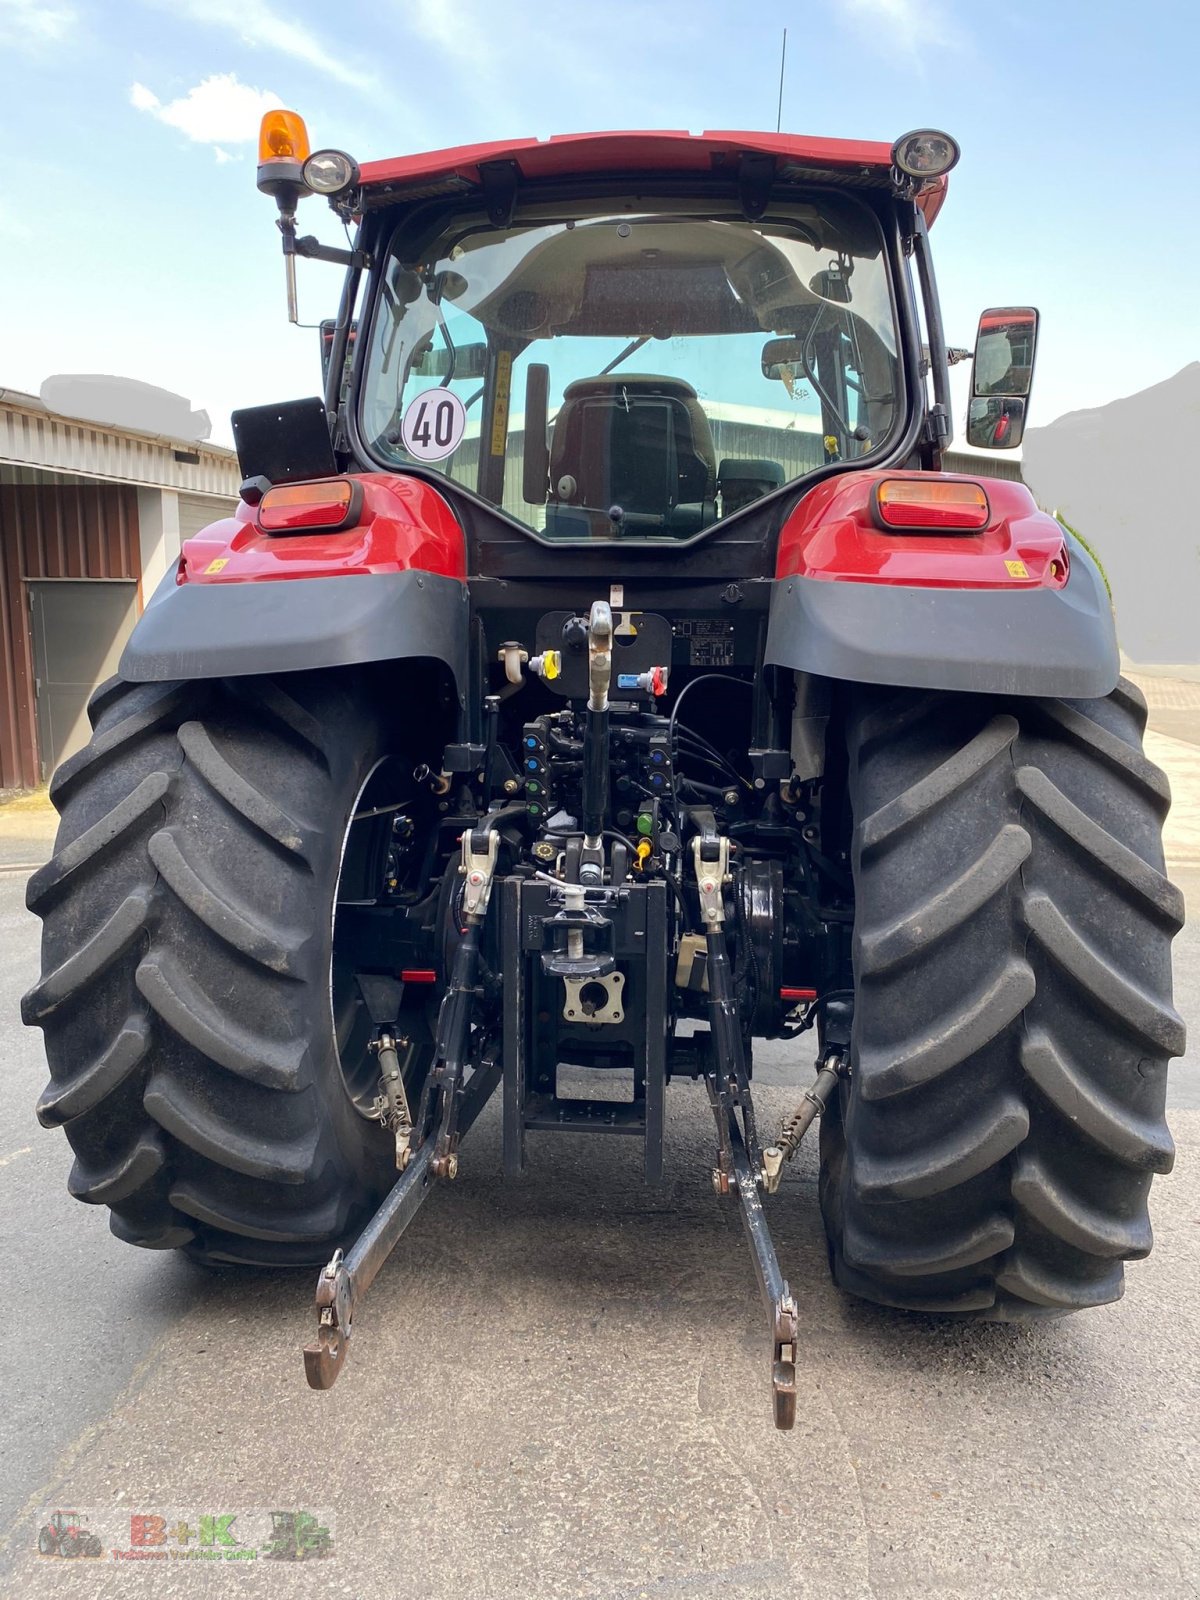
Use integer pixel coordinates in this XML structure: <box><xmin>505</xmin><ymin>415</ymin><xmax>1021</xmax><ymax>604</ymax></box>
<box><xmin>38</xmin><ymin>1512</ymin><xmax>103</xmax><ymax>1558</ymax></box>
<box><xmin>24</xmin><ymin>118</ymin><xmax>1184</xmax><ymax>1427</ymax></box>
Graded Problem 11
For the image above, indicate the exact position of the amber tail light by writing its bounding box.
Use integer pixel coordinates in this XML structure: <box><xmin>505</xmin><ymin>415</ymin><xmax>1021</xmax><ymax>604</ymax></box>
<box><xmin>873</xmin><ymin>478</ymin><xmax>990</xmax><ymax>533</ymax></box>
<box><xmin>256</xmin><ymin>478</ymin><xmax>362</xmax><ymax>534</ymax></box>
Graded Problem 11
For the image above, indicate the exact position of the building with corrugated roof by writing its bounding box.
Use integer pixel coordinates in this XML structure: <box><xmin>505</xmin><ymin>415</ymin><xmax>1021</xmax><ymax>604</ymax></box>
<box><xmin>0</xmin><ymin>388</ymin><xmax>239</xmax><ymax>790</ymax></box>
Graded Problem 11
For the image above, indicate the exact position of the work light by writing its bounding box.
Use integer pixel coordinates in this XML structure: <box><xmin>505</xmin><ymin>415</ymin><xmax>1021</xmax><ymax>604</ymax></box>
<box><xmin>303</xmin><ymin>149</ymin><xmax>360</xmax><ymax>197</ymax></box>
<box><xmin>891</xmin><ymin>129</ymin><xmax>960</xmax><ymax>180</ymax></box>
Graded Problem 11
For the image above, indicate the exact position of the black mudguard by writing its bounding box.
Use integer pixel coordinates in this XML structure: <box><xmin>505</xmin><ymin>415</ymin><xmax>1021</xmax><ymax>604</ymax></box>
<box><xmin>764</xmin><ymin>535</ymin><xmax>1119</xmax><ymax>698</ymax></box>
<box><xmin>120</xmin><ymin>568</ymin><xmax>470</xmax><ymax>704</ymax></box>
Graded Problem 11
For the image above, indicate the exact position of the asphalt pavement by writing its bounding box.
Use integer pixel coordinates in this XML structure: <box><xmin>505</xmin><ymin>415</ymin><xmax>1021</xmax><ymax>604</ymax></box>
<box><xmin>1</xmin><ymin>681</ymin><xmax>1198</xmax><ymax>1599</ymax></box>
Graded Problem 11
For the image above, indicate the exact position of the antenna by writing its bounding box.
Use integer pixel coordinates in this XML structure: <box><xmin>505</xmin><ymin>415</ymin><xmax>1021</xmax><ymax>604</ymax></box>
<box><xmin>776</xmin><ymin>27</ymin><xmax>788</xmax><ymax>133</ymax></box>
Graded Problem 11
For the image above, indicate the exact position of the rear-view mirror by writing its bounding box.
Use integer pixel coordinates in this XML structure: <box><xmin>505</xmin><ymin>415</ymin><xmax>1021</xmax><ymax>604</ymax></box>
<box><xmin>972</xmin><ymin>306</ymin><xmax>1039</xmax><ymax>399</ymax></box>
<box><xmin>966</xmin><ymin>396</ymin><xmax>1028</xmax><ymax>450</ymax></box>
<box><xmin>761</xmin><ymin>336</ymin><xmax>805</xmax><ymax>381</ymax></box>
<box><xmin>967</xmin><ymin>306</ymin><xmax>1038</xmax><ymax>449</ymax></box>
<box><xmin>413</xmin><ymin>342</ymin><xmax>488</xmax><ymax>381</ymax></box>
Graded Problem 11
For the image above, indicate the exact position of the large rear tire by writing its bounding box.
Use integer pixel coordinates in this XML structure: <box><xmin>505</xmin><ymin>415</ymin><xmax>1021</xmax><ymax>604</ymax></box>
<box><xmin>820</xmin><ymin>678</ymin><xmax>1185</xmax><ymax>1316</ymax></box>
<box><xmin>23</xmin><ymin>671</ymin><xmax>420</xmax><ymax>1265</ymax></box>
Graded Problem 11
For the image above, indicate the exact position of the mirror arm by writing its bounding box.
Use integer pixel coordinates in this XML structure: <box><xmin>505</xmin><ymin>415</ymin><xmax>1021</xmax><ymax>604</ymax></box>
<box><xmin>912</xmin><ymin>214</ymin><xmax>951</xmax><ymax>412</ymax></box>
<box><xmin>910</xmin><ymin>211</ymin><xmax>953</xmax><ymax>466</ymax></box>
<box><xmin>292</xmin><ymin>234</ymin><xmax>372</xmax><ymax>270</ymax></box>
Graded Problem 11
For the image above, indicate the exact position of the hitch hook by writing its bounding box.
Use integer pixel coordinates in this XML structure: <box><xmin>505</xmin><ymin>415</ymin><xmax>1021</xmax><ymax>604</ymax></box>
<box><xmin>303</xmin><ymin>1248</ymin><xmax>353</xmax><ymax>1390</ymax></box>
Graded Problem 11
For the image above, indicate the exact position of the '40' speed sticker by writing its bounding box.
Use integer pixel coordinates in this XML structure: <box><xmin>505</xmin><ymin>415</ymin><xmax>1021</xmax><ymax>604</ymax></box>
<box><xmin>400</xmin><ymin>388</ymin><xmax>466</xmax><ymax>462</ymax></box>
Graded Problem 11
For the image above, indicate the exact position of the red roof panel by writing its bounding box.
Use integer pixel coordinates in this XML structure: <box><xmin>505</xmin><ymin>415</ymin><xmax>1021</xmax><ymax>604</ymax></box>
<box><xmin>357</xmin><ymin>129</ymin><xmax>948</xmax><ymax>225</ymax></box>
<box><xmin>358</xmin><ymin>128</ymin><xmax>893</xmax><ymax>187</ymax></box>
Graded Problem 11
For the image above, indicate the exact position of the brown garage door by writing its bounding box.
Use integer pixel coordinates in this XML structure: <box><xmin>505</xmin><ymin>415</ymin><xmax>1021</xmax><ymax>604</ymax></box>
<box><xmin>0</xmin><ymin>474</ymin><xmax>139</xmax><ymax>790</ymax></box>
<box><xmin>29</xmin><ymin>580</ymin><xmax>138</xmax><ymax>781</ymax></box>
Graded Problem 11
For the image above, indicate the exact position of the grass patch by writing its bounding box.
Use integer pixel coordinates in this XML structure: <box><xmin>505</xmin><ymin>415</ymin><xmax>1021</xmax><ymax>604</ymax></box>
<box><xmin>1055</xmin><ymin>511</ymin><xmax>1111</xmax><ymax>598</ymax></box>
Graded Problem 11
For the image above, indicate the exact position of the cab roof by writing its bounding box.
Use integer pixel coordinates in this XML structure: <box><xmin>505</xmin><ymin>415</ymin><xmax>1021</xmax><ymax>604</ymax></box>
<box><xmin>357</xmin><ymin>129</ymin><xmax>949</xmax><ymax>226</ymax></box>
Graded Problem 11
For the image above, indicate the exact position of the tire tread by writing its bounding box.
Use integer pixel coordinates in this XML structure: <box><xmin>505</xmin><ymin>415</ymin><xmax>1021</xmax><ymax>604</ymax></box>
<box><xmin>24</xmin><ymin>674</ymin><xmax>397</xmax><ymax>1263</ymax></box>
<box><xmin>825</xmin><ymin>677</ymin><xmax>1182</xmax><ymax>1317</ymax></box>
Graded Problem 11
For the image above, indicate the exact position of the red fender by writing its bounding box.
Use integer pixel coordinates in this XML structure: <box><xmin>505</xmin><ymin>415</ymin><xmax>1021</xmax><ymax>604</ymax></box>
<box><xmin>178</xmin><ymin>474</ymin><xmax>467</xmax><ymax>585</ymax></box>
<box><xmin>776</xmin><ymin>470</ymin><xmax>1068</xmax><ymax>590</ymax></box>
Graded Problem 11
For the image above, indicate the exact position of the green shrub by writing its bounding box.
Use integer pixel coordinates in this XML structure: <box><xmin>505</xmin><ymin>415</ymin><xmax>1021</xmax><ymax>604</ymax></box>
<box><xmin>1054</xmin><ymin>511</ymin><xmax>1111</xmax><ymax>599</ymax></box>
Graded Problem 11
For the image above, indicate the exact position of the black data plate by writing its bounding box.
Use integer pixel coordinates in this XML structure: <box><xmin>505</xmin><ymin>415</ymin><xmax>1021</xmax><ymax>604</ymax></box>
<box><xmin>674</xmin><ymin>618</ymin><xmax>735</xmax><ymax>667</ymax></box>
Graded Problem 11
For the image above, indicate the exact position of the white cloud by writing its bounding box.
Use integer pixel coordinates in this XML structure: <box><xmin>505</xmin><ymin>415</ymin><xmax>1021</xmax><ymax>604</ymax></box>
<box><xmin>130</xmin><ymin>74</ymin><xmax>283</xmax><ymax>153</ymax></box>
<box><xmin>152</xmin><ymin>0</ymin><xmax>364</xmax><ymax>89</ymax></box>
<box><xmin>129</xmin><ymin>81</ymin><xmax>159</xmax><ymax>113</ymax></box>
<box><xmin>0</xmin><ymin>0</ymin><xmax>77</xmax><ymax>49</ymax></box>
<box><xmin>407</xmin><ymin>0</ymin><xmax>488</xmax><ymax>68</ymax></box>
<box><xmin>837</xmin><ymin>0</ymin><xmax>966</xmax><ymax>57</ymax></box>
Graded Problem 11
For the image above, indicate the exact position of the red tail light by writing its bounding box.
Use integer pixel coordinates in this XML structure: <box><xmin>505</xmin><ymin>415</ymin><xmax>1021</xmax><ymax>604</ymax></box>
<box><xmin>257</xmin><ymin>478</ymin><xmax>361</xmax><ymax>534</ymax></box>
<box><xmin>874</xmin><ymin>478</ymin><xmax>990</xmax><ymax>533</ymax></box>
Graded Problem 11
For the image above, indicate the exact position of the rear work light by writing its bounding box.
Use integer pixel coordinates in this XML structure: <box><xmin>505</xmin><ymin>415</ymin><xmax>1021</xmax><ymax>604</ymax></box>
<box><xmin>303</xmin><ymin>148</ymin><xmax>359</xmax><ymax>196</ymax></box>
<box><xmin>256</xmin><ymin>478</ymin><xmax>362</xmax><ymax>534</ymax></box>
<box><xmin>873</xmin><ymin>478</ymin><xmax>990</xmax><ymax>533</ymax></box>
<box><xmin>891</xmin><ymin>129</ymin><xmax>960</xmax><ymax>180</ymax></box>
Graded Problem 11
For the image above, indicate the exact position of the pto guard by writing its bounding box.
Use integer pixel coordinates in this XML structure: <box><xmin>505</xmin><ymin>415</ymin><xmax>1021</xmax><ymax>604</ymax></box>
<box><xmin>119</xmin><ymin>474</ymin><xmax>470</xmax><ymax>699</ymax></box>
<box><xmin>765</xmin><ymin>471</ymin><xmax>1119</xmax><ymax>698</ymax></box>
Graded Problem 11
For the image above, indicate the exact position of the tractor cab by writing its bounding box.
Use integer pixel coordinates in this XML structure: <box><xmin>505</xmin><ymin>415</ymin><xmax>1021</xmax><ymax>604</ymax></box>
<box><xmin>249</xmin><ymin>122</ymin><xmax>1009</xmax><ymax>547</ymax></box>
<box><xmin>355</xmin><ymin>198</ymin><xmax>901</xmax><ymax>540</ymax></box>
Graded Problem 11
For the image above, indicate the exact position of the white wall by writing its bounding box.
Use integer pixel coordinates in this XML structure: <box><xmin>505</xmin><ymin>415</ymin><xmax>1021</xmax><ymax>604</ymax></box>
<box><xmin>135</xmin><ymin>486</ymin><xmax>181</xmax><ymax>604</ymax></box>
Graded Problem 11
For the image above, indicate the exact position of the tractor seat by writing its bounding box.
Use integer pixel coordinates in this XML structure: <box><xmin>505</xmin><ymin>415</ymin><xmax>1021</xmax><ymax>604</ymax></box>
<box><xmin>545</xmin><ymin>375</ymin><xmax>717</xmax><ymax>535</ymax></box>
<box><xmin>718</xmin><ymin>457</ymin><xmax>786</xmax><ymax>515</ymax></box>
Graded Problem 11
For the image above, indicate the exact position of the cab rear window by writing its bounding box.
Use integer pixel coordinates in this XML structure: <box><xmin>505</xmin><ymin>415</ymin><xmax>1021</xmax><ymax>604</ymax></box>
<box><xmin>360</xmin><ymin>196</ymin><xmax>900</xmax><ymax>539</ymax></box>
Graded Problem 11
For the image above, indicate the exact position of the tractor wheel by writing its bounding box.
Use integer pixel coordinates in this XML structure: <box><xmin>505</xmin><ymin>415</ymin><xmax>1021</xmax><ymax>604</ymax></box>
<box><xmin>23</xmin><ymin>671</ymin><xmax>429</xmax><ymax>1266</ymax></box>
<box><xmin>37</xmin><ymin>1529</ymin><xmax>57</xmax><ymax>1556</ymax></box>
<box><xmin>820</xmin><ymin>678</ymin><xmax>1185</xmax><ymax>1317</ymax></box>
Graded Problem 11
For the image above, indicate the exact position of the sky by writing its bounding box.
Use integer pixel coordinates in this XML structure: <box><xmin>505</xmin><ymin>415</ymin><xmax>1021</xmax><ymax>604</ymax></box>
<box><xmin>1</xmin><ymin>0</ymin><xmax>1197</xmax><ymax>449</ymax></box>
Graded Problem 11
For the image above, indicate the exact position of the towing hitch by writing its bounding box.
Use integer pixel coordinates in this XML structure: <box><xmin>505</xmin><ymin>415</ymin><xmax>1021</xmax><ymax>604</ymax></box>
<box><xmin>306</xmin><ymin>816</ymin><xmax>844</xmax><ymax>1428</ymax></box>
<box><xmin>304</xmin><ymin>828</ymin><xmax>501</xmax><ymax>1389</ymax></box>
<box><xmin>303</xmin><ymin>1051</ymin><xmax>500</xmax><ymax>1388</ymax></box>
<box><xmin>724</xmin><ymin>1100</ymin><xmax>799</xmax><ymax>1431</ymax></box>
<box><xmin>694</xmin><ymin>831</ymin><xmax>798</xmax><ymax>1429</ymax></box>
<box><xmin>692</xmin><ymin>835</ymin><xmax>853</xmax><ymax>1429</ymax></box>
<box><xmin>303</xmin><ymin>1143</ymin><xmax>433</xmax><ymax>1390</ymax></box>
